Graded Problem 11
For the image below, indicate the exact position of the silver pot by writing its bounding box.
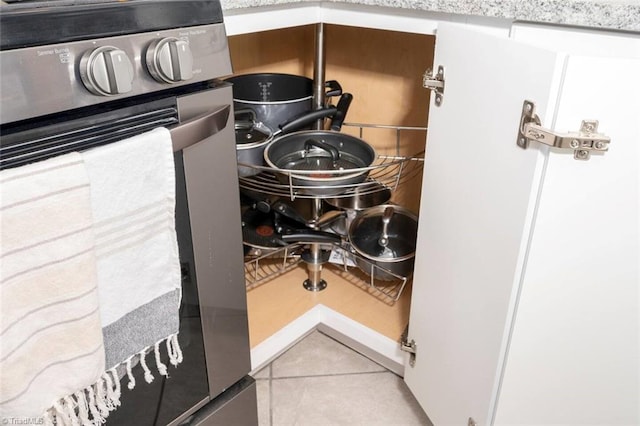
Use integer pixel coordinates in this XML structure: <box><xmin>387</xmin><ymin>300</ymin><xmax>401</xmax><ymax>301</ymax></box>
<box><xmin>348</xmin><ymin>205</ymin><xmax>418</xmax><ymax>281</ymax></box>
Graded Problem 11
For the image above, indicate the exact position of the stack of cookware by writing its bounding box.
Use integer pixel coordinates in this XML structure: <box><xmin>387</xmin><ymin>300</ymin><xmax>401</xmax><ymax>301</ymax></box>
<box><xmin>229</xmin><ymin>73</ymin><xmax>418</xmax><ymax>285</ymax></box>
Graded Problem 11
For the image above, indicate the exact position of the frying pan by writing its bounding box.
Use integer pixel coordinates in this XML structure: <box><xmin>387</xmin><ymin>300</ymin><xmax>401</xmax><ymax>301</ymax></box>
<box><xmin>242</xmin><ymin>207</ymin><xmax>341</xmax><ymax>256</ymax></box>
<box><xmin>263</xmin><ymin>130</ymin><xmax>376</xmax><ymax>196</ymax></box>
<box><xmin>325</xmin><ymin>179</ymin><xmax>392</xmax><ymax>211</ymax></box>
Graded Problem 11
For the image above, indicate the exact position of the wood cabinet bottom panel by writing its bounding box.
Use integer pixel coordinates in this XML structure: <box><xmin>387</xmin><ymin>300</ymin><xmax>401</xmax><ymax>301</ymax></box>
<box><xmin>246</xmin><ymin>264</ymin><xmax>412</xmax><ymax>348</ymax></box>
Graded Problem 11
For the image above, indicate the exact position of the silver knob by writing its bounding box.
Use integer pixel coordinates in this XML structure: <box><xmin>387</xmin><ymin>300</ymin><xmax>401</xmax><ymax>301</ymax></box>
<box><xmin>146</xmin><ymin>37</ymin><xmax>193</xmax><ymax>84</ymax></box>
<box><xmin>80</xmin><ymin>46</ymin><xmax>134</xmax><ymax>96</ymax></box>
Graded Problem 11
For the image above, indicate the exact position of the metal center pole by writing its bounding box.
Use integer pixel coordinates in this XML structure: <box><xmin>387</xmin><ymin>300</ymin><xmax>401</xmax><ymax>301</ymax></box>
<box><xmin>301</xmin><ymin>23</ymin><xmax>330</xmax><ymax>292</ymax></box>
<box><xmin>302</xmin><ymin>198</ymin><xmax>328</xmax><ymax>291</ymax></box>
<box><xmin>312</xmin><ymin>22</ymin><xmax>326</xmax><ymax>130</ymax></box>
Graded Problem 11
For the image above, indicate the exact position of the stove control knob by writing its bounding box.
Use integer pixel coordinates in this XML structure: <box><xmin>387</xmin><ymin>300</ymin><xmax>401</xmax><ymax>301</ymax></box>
<box><xmin>80</xmin><ymin>46</ymin><xmax>134</xmax><ymax>96</ymax></box>
<box><xmin>146</xmin><ymin>37</ymin><xmax>193</xmax><ymax>83</ymax></box>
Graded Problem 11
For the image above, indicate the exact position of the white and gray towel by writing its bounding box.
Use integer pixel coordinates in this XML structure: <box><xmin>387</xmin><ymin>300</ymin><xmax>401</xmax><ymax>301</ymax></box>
<box><xmin>0</xmin><ymin>127</ymin><xmax>183</xmax><ymax>425</ymax></box>
<box><xmin>82</xmin><ymin>127</ymin><xmax>182</xmax><ymax>383</ymax></box>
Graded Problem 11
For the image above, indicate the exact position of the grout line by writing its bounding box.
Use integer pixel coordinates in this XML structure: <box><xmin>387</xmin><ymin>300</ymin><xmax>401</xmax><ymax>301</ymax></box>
<box><xmin>270</xmin><ymin>370</ymin><xmax>390</xmax><ymax>381</ymax></box>
<box><xmin>319</xmin><ymin>330</ymin><xmax>397</xmax><ymax>374</ymax></box>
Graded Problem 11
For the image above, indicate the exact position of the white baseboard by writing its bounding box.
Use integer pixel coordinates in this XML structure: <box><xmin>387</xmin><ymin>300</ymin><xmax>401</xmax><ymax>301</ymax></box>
<box><xmin>249</xmin><ymin>304</ymin><xmax>406</xmax><ymax>376</ymax></box>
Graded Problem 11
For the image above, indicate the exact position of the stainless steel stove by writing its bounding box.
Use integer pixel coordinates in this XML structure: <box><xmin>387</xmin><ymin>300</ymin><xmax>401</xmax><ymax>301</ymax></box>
<box><xmin>0</xmin><ymin>1</ymin><xmax>256</xmax><ymax>424</ymax></box>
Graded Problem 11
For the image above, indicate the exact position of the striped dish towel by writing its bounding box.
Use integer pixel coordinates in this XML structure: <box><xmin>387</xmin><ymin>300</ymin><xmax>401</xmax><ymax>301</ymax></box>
<box><xmin>81</xmin><ymin>127</ymin><xmax>183</xmax><ymax>394</ymax></box>
<box><xmin>0</xmin><ymin>152</ymin><xmax>106</xmax><ymax>423</ymax></box>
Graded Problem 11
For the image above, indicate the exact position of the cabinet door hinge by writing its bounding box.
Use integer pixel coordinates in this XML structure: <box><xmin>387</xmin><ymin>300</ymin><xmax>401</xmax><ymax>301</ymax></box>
<box><xmin>517</xmin><ymin>100</ymin><xmax>610</xmax><ymax>160</ymax></box>
<box><xmin>423</xmin><ymin>65</ymin><xmax>445</xmax><ymax>107</ymax></box>
<box><xmin>400</xmin><ymin>326</ymin><xmax>417</xmax><ymax>367</ymax></box>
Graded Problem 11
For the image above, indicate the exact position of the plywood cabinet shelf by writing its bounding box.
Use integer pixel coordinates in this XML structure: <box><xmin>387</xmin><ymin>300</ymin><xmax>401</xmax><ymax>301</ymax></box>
<box><xmin>245</xmin><ymin>262</ymin><xmax>413</xmax><ymax>348</ymax></box>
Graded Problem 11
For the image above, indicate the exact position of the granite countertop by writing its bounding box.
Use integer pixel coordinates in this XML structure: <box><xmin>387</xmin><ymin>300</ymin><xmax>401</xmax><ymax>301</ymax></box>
<box><xmin>221</xmin><ymin>0</ymin><xmax>640</xmax><ymax>32</ymax></box>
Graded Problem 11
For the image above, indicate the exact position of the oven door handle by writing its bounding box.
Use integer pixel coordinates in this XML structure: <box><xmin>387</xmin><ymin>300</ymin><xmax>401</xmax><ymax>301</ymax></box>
<box><xmin>169</xmin><ymin>105</ymin><xmax>231</xmax><ymax>152</ymax></box>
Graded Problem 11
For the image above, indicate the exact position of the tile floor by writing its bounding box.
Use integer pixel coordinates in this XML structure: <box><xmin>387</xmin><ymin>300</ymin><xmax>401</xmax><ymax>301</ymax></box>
<box><xmin>252</xmin><ymin>330</ymin><xmax>432</xmax><ymax>426</ymax></box>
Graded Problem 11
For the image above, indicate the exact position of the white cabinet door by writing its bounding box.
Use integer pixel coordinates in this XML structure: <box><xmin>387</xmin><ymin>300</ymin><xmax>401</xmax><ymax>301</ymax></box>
<box><xmin>403</xmin><ymin>23</ymin><xmax>566</xmax><ymax>425</ymax></box>
<box><xmin>493</xmin><ymin>54</ymin><xmax>640</xmax><ymax>426</ymax></box>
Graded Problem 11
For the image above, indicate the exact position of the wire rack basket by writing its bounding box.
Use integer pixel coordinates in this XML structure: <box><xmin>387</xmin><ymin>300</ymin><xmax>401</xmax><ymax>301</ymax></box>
<box><xmin>238</xmin><ymin>154</ymin><xmax>424</xmax><ymax>200</ymax></box>
<box><xmin>241</xmin><ymin>122</ymin><xmax>426</xmax><ymax>303</ymax></box>
<box><xmin>323</xmin><ymin>244</ymin><xmax>411</xmax><ymax>304</ymax></box>
<box><xmin>243</xmin><ymin>243</ymin><xmax>305</xmax><ymax>291</ymax></box>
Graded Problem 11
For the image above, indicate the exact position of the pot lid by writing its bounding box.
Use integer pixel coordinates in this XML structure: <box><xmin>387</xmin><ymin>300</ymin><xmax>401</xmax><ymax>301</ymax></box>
<box><xmin>349</xmin><ymin>205</ymin><xmax>418</xmax><ymax>261</ymax></box>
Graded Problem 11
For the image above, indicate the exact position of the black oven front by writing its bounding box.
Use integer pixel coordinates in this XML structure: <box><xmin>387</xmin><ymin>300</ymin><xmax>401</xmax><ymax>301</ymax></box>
<box><xmin>0</xmin><ymin>1</ymin><xmax>255</xmax><ymax>425</ymax></box>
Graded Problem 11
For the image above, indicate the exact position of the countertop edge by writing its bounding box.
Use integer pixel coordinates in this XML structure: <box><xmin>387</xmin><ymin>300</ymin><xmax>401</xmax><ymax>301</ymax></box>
<box><xmin>221</xmin><ymin>0</ymin><xmax>640</xmax><ymax>32</ymax></box>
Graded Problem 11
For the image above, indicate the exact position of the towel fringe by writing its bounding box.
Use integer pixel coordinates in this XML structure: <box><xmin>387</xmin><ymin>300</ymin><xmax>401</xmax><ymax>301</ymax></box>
<box><xmin>139</xmin><ymin>348</ymin><xmax>155</xmax><ymax>384</ymax></box>
<box><xmin>86</xmin><ymin>384</ymin><xmax>104</xmax><ymax>425</ymax></box>
<box><xmin>103</xmin><ymin>371</ymin><xmax>119</xmax><ymax>410</ymax></box>
<box><xmin>154</xmin><ymin>341</ymin><xmax>169</xmax><ymax>377</ymax></box>
<box><xmin>51</xmin><ymin>401</ymin><xmax>64</xmax><ymax>425</ymax></box>
<box><xmin>173</xmin><ymin>334</ymin><xmax>183</xmax><ymax>364</ymax></box>
<box><xmin>74</xmin><ymin>390</ymin><xmax>91</xmax><ymax>425</ymax></box>
<box><xmin>166</xmin><ymin>335</ymin><xmax>176</xmax><ymax>366</ymax></box>
<box><xmin>167</xmin><ymin>333</ymin><xmax>183</xmax><ymax>366</ymax></box>
<box><xmin>63</xmin><ymin>395</ymin><xmax>81</xmax><ymax>426</ymax></box>
<box><xmin>42</xmin><ymin>334</ymin><xmax>182</xmax><ymax>425</ymax></box>
<box><xmin>95</xmin><ymin>377</ymin><xmax>109</xmax><ymax>418</ymax></box>
<box><xmin>43</xmin><ymin>409</ymin><xmax>55</xmax><ymax>426</ymax></box>
<box><xmin>109</xmin><ymin>368</ymin><xmax>121</xmax><ymax>404</ymax></box>
<box><xmin>125</xmin><ymin>356</ymin><xmax>136</xmax><ymax>390</ymax></box>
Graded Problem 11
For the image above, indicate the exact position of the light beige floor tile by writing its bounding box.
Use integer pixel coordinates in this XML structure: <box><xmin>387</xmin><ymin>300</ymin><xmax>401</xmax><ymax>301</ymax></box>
<box><xmin>270</xmin><ymin>371</ymin><xmax>431</xmax><ymax>426</ymax></box>
<box><xmin>253</xmin><ymin>364</ymin><xmax>271</xmax><ymax>379</ymax></box>
<box><xmin>272</xmin><ymin>331</ymin><xmax>387</xmax><ymax>378</ymax></box>
<box><xmin>256</xmin><ymin>378</ymin><xmax>271</xmax><ymax>426</ymax></box>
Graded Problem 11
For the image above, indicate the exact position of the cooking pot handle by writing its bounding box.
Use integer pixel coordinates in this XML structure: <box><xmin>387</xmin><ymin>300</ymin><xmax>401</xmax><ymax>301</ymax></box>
<box><xmin>330</xmin><ymin>93</ymin><xmax>353</xmax><ymax>131</ymax></box>
<box><xmin>278</xmin><ymin>107</ymin><xmax>337</xmax><ymax>134</ymax></box>
<box><xmin>280</xmin><ymin>231</ymin><xmax>342</xmax><ymax>244</ymax></box>
<box><xmin>234</xmin><ymin>108</ymin><xmax>257</xmax><ymax>121</ymax></box>
<box><xmin>378</xmin><ymin>206</ymin><xmax>395</xmax><ymax>247</ymax></box>
<box><xmin>325</xmin><ymin>80</ymin><xmax>342</xmax><ymax>98</ymax></box>
<box><xmin>234</xmin><ymin>108</ymin><xmax>259</xmax><ymax>131</ymax></box>
<box><xmin>305</xmin><ymin>139</ymin><xmax>340</xmax><ymax>162</ymax></box>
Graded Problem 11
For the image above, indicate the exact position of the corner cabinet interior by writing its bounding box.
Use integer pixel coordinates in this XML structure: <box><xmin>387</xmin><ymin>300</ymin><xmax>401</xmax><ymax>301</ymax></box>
<box><xmin>228</xmin><ymin>25</ymin><xmax>435</xmax><ymax>351</ymax></box>
<box><xmin>228</xmin><ymin>13</ymin><xmax>640</xmax><ymax>426</ymax></box>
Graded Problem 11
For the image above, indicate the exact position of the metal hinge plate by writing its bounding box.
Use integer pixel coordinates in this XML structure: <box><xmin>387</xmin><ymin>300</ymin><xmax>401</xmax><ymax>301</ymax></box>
<box><xmin>400</xmin><ymin>327</ymin><xmax>417</xmax><ymax>367</ymax></box>
<box><xmin>517</xmin><ymin>100</ymin><xmax>610</xmax><ymax>160</ymax></box>
<box><xmin>423</xmin><ymin>65</ymin><xmax>445</xmax><ymax>106</ymax></box>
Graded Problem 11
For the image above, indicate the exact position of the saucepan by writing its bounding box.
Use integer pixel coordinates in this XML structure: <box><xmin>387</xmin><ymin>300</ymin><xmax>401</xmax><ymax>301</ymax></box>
<box><xmin>226</xmin><ymin>73</ymin><xmax>342</xmax><ymax>131</ymax></box>
<box><xmin>235</xmin><ymin>109</ymin><xmax>273</xmax><ymax>177</ymax></box>
<box><xmin>235</xmin><ymin>91</ymin><xmax>353</xmax><ymax>177</ymax></box>
<box><xmin>348</xmin><ymin>204</ymin><xmax>418</xmax><ymax>281</ymax></box>
<box><xmin>235</xmin><ymin>106</ymin><xmax>339</xmax><ymax>176</ymax></box>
